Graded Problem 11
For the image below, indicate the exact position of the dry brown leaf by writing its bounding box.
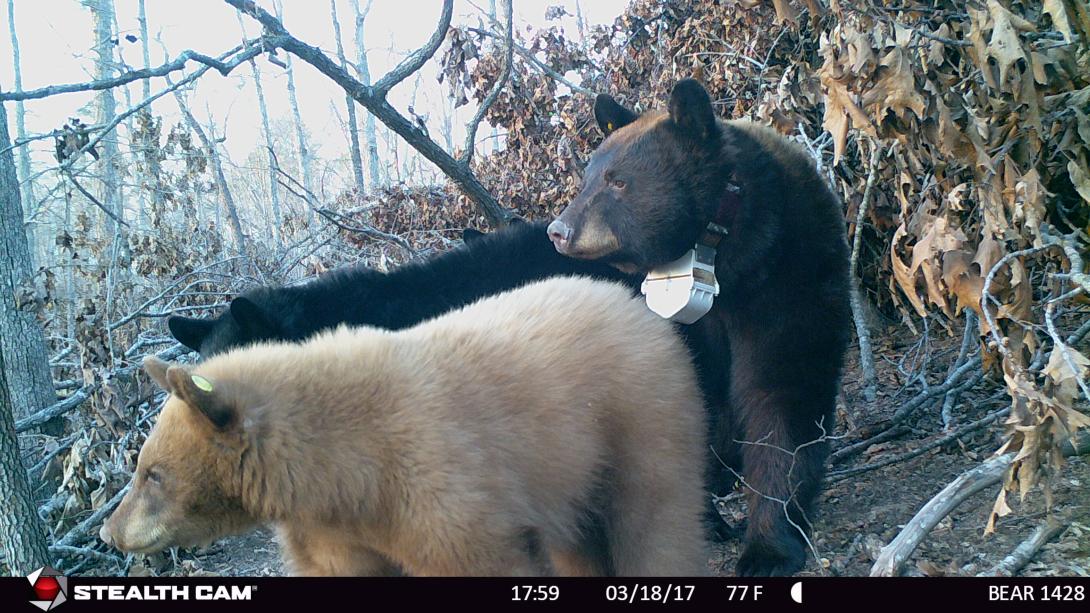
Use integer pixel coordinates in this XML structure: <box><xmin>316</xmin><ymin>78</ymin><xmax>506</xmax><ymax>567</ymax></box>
<box><xmin>890</xmin><ymin>223</ymin><xmax>929</xmax><ymax>317</ymax></box>
<box><xmin>1044</xmin><ymin>345</ymin><xmax>1090</xmax><ymax>407</ymax></box>
<box><xmin>862</xmin><ymin>47</ymin><xmax>926</xmax><ymax>123</ymax></box>
<box><xmin>771</xmin><ymin>0</ymin><xmax>798</xmax><ymax>26</ymax></box>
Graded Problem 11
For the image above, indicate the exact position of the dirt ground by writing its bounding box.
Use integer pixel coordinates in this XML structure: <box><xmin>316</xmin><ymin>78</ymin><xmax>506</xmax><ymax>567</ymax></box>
<box><xmin>81</xmin><ymin>327</ymin><xmax>1089</xmax><ymax>578</ymax></box>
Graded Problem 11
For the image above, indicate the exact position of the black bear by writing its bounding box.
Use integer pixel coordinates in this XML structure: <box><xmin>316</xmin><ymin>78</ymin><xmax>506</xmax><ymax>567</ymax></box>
<box><xmin>168</xmin><ymin>222</ymin><xmax>636</xmax><ymax>357</ymax></box>
<box><xmin>548</xmin><ymin>79</ymin><xmax>851</xmax><ymax>576</ymax></box>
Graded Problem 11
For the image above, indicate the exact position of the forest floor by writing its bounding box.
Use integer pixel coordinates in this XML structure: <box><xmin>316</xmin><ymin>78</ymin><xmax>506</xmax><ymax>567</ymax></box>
<box><xmin>77</xmin><ymin>325</ymin><xmax>1089</xmax><ymax>578</ymax></box>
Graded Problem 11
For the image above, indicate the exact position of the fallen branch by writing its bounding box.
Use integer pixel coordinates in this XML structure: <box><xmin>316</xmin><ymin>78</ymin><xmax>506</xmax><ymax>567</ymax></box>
<box><xmin>53</xmin><ymin>483</ymin><xmax>131</xmax><ymax>549</ymax></box>
<box><xmin>942</xmin><ymin>311</ymin><xmax>978</xmax><ymax>430</ymax></box>
<box><xmin>870</xmin><ymin>433</ymin><xmax>1090</xmax><ymax>577</ymax></box>
<box><xmin>828</xmin><ymin>406</ymin><xmax>1009</xmax><ymax>482</ymax></box>
<box><xmin>15</xmin><ymin>385</ymin><xmax>98</xmax><ymax>434</ymax></box>
<box><xmin>830</xmin><ymin>425</ymin><xmax>910</xmax><ymax>464</ymax></box>
<box><xmin>977</xmin><ymin>514</ymin><xmax>1069</xmax><ymax>577</ymax></box>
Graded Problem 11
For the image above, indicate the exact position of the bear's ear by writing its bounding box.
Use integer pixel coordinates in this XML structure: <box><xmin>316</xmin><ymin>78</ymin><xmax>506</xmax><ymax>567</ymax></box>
<box><xmin>668</xmin><ymin>79</ymin><xmax>718</xmax><ymax>145</ymax></box>
<box><xmin>165</xmin><ymin>365</ymin><xmax>235</xmax><ymax>430</ymax></box>
<box><xmin>143</xmin><ymin>356</ymin><xmax>171</xmax><ymax>390</ymax></box>
<box><xmin>229</xmin><ymin>297</ymin><xmax>277</xmax><ymax>340</ymax></box>
<box><xmin>462</xmin><ymin>228</ymin><xmax>486</xmax><ymax>244</ymax></box>
<box><xmin>594</xmin><ymin>94</ymin><xmax>638</xmax><ymax>137</ymax></box>
<box><xmin>168</xmin><ymin>316</ymin><xmax>214</xmax><ymax>352</ymax></box>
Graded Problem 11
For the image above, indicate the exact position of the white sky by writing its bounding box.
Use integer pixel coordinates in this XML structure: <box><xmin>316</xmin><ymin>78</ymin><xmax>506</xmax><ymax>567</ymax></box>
<box><xmin>1</xmin><ymin>0</ymin><xmax>629</xmax><ymax>191</ymax></box>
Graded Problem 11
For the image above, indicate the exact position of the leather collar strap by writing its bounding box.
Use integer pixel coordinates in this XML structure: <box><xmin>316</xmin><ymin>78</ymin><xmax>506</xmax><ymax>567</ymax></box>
<box><xmin>699</xmin><ymin>181</ymin><xmax>742</xmax><ymax>248</ymax></box>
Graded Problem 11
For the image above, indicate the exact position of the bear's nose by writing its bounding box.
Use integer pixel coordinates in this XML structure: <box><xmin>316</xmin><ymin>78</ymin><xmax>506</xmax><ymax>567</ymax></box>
<box><xmin>99</xmin><ymin>523</ymin><xmax>114</xmax><ymax>547</ymax></box>
<box><xmin>547</xmin><ymin>219</ymin><xmax>572</xmax><ymax>252</ymax></box>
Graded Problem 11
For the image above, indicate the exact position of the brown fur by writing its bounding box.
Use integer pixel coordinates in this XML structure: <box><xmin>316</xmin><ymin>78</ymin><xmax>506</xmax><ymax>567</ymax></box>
<box><xmin>550</xmin><ymin>80</ymin><xmax>851</xmax><ymax>576</ymax></box>
<box><xmin>101</xmin><ymin>276</ymin><xmax>709</xmax><ymax>576</ymax></box>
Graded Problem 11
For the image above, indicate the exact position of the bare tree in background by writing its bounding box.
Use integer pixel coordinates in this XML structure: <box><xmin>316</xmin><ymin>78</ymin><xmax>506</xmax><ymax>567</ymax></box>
<box><xmin>6</xmin><ymin>0</ymin><xmax>34</xmax><ymax>264</ymax></box>
<box><xmin>172</xmin><ymin>87</ymin><xmax>250</xmax><ymax>259</ymax></box>
<box><xmin>0</xmin><ymin>345</ymin><xmax>50</xmax><ymax>576</ymax></box>
<box><xmin>135</xmin><ymin>0</ymin><xmax>161</xmax><ymax>228</ymax></box>
<box><xmin>0</xmin><ymin>105</ymin><xmax>56</xmax><ymax>422</ymax></box>
<box><xmin>330</xmin><ymin>0</ymin><xmax>365</xmax><ymax>194</ymax></box>
<box><xmin>236</xmin><ymin>11</ymin><xmax>282</xmax><ymax>245</ymax></box>
<box><xmin>88</xmin><ymin>0</ymin><xmax>123</xmax><ymax>228</ymax></box>
<box><xmin>350</xmin><ymin>0</ymin><xmax>383</xmax><ymax>190</ymax></box>
<box><xmin>275</xmin><ymin>1</ymin><xmax>315</xmax><ymax>222</ymax></box>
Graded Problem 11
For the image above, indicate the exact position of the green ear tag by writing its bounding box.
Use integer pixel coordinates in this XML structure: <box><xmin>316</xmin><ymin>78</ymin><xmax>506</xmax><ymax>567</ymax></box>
<box><xmin>191</xmin><ymin>375</ymin><xmax>214</xmax><ymax>392</ymax></box>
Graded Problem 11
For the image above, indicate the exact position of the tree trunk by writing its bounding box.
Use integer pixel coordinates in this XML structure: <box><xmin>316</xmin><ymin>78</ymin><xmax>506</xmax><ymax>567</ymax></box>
<box><xmin>0</xmin><ymin>103</ymin><xmax>56</xmax><ymax>422</ymax></box>
<box><xmin>0</xmin><ymin>345</ymin><xmax>51</xmax><ymax>576</ymax></box>
<box><xmin>173</xmin><ymin>91</ymin><xmax>250</xmax><ymax>259</ymax></box>
<box><xmin>350</xmin><ymin>0</ymin><xmax>383</xmax><ymax>189</ymax></box>
<box><xmin>136</xmin><ymin>0</ymin><xmax>156</xmax><ymax>229</ymax></box>
<box><xmin>236</xmin><ymin>11</ymin><xmax>281</xmax><ymax>245</ymax></box>
<box><xmin>330</xmin><ymin>0</ymin><xmax>365</xmax><ymax>194</ymax></box>
<box><xmin>275</xmin><ymin>1</ymin><xmax>315</xmax><ymax>222</ymax></box>
<box><xmin>90</xmin><ymin>0</ymin><xmax>123</xmax><ymax>229</ymax></box>
<box><xmin>5</xmin><ymin>0</ymin><xmax>35</xmax><ymax>266</ymax></box>
<box><xmin>138</xmin><ymin>0</ymin><xmax>151</xmax><ymax>100</ymax></box>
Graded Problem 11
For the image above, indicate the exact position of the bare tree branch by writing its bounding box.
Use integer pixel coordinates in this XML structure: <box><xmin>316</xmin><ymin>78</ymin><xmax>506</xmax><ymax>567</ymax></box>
<box><xmin>371</xmin><ymin>0</ymin><xmax>453</xmax><ymax>96</ymax></box>
<box><xmin>468</xmin><ymin>26</ymin><xmax>596</xmax><ymax>95</ymax></box>
<box><xmin>0</xmin><ymin>46</ymin><xmax>262</xmax><ymax>102</ymax></box>
<box><xmin>229</xmin><ymin>0</ymin><xmax>512</xmax><ymax>227</ymax></box>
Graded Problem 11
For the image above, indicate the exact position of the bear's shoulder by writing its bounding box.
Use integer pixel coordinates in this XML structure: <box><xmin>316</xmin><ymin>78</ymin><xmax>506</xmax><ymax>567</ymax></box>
<box><xmin>720</xmin><ymin>119</ymin><xmax>814</xmax><ymax>173</ymax></box>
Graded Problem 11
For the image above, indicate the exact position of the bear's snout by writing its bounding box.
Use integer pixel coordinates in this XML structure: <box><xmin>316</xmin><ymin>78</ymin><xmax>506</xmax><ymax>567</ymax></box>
<box><xmin>547</xmin><ymin>219</ymin><xmax>572</xmax><ymax>252</ymax></box>
<box><xmin>99</xmin><ymin>523</ymin><xmax>115</xmax><ymax>547</ymax></box>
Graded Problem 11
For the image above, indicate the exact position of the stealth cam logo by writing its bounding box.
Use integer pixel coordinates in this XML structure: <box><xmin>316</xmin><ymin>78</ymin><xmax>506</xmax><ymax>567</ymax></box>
<box><xmin>26</xmin><ymin>566</ymin><xmax>68</xmax><ymax>610</ymax></box>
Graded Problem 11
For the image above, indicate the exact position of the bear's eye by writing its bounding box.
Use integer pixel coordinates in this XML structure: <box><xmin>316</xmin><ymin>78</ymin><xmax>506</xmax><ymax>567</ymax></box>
<box><xmin>144</xmin><ymin>467</ymin><xmax>162</xmax><ymax>485</ymax></box>
<box><xmin>611</xmin><ymin>178</ymin><xmax>627</xmax><ymax>190</ymax></box>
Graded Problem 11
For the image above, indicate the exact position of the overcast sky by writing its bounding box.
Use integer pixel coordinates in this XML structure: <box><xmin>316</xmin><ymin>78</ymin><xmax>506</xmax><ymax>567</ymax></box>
<box><xmin>1</xmin><ymin>0</ymin><xmax>628</xmax><ymax>191</ymax></box>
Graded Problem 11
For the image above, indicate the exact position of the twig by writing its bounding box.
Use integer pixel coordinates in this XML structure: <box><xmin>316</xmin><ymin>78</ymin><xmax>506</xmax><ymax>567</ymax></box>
<box><xmin>1045</xmin><ymin>302</ymin><xmax>1090</xmax><ymax>406</ymax></box>
<box><xmin>49</xmin><ymin>544</ymin><xmax>123</xmax><ymax>564</ymax></box>
<box><xmin>467</xmin><ymin>27</ymin><xmax>596</xmax><ymax>95</ymax></box>
<box><xmin>889</xmin><ymin>357</ymin><xmax>984</xmax><ymax>426</ymax></box>
<box><xmin>61</xmin><ymin>169</ymin><xmax>128</xmax><ymax>227</ymax></box>
<box><xmin>0</xmin><ymin>47</ymin><xmax>260</xmax><ymax>102</ymax></box>
<box><xmin>850</xmin><ymin>142</ymin><xmax>886</xmax><ymax>402</ymax></box>
<box><xmin>980</xmin><ymin>244</ymin><xmax>1055</xmax><ymax>362</ymax></box>
<box><xmin>943</xmin><ymin>311</ymin><xmax>978</xmax><ymax>430</ymax></box>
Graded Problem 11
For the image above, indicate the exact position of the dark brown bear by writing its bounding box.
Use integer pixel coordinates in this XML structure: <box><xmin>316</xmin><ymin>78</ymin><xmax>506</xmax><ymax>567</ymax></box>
<box><xmin>548</xmin><ymin>79</ymin><xmax>851</xmax><ymax>576</ymax></box>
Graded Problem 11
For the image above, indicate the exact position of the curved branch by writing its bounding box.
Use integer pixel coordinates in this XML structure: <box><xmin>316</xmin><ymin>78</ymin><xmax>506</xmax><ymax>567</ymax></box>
<box><xmin>372</xmin><ymin>0</ymin><xmax>453</xmax><ymax>95</ymax></box>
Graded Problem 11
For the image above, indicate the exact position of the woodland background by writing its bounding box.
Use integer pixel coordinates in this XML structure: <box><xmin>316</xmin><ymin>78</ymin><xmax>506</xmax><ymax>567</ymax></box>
<box><xmin>1</xmin><ymin>0</ymin><xmax>1088</xmax><ymax>577</ymax></box>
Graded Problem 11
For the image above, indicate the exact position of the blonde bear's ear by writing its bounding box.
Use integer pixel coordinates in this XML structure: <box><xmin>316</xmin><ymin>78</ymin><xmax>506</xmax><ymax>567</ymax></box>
<box><xmin>164</xmin><ymin>366</ymin><xmax>235</xmax><ymax>430</ymax></box>
<box><xmin>143</xmin><ymin>356</ymin><xmax>171</xmax><ymax>390</ymax></box>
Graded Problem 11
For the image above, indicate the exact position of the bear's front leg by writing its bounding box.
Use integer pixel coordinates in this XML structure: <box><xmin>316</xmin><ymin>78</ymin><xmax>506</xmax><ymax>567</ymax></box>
<box><xmin>733</xmin><ymin>389</ymin><xmax>830</xmax><ymax>577</ymax></box>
